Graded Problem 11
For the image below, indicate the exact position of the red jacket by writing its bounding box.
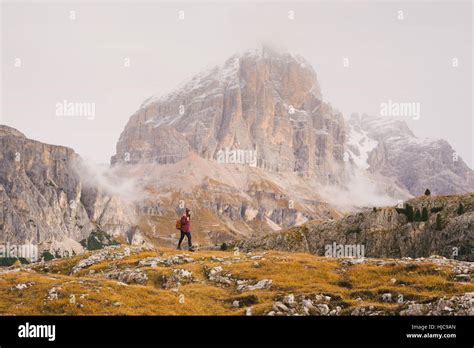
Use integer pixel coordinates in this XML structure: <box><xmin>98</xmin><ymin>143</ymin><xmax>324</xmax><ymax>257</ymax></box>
<box><xmin>180</xmin><ymin>215</ymin><xmax>191</xmax><ymax>232</ymax></box>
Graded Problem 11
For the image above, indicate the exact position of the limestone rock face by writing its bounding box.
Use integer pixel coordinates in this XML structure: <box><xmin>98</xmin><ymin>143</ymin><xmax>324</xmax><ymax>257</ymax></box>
<box><xmin>0</xmin><ymin>125</ymin><xmax>135</xmax><ymax>247</ymax></box>
<box><xmin>112</xmin><ymin>46</ymin><xmax>347</xmax><ymax>184</ymax></box>
<box><xmin>0</xmin><ymin>125</ymin><xmax>93</xmax><ymax>244</ymax></box>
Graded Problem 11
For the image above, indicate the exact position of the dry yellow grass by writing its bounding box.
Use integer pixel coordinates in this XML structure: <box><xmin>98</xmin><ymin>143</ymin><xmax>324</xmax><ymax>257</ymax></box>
<box><xmin>0</xmin><ymin>247</ymin><xmax>472</xmax><ymax>315</ymax></box>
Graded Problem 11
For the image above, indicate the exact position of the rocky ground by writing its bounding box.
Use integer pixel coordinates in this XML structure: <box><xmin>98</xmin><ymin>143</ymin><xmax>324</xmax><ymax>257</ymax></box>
<box><xmin>234</xmin><ymin>193</ymin><xmax>474</xmax><ymax>261</ymax></box>
<box><xmin>0</xmin><ymin>245</ymin><xmax>472</xmax><ymax>315</ymax></box>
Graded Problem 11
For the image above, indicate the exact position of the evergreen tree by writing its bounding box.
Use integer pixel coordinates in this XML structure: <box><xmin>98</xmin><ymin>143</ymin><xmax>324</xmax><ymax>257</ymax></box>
<box><xmin>436</xmin><ymin>214</ymin><xmax>443</xmax><ymax>230</ymax></box>
<box><xmin>424</xmin><ymin>189</ymin><xmax>431</xmax><ymax>196</ymax></box>
<box><xmin>421</xmin><ymin>207</ymin><xmax>429</xmax><ymax>221</ymax></box>
<box><xmin>414</xmin><ymin>209</ymin><xmax>421</xmax><ymax>221</ymax></box>
<box><xmin>405</xmin><ymin>204</ymin><xmax>414</xmax><ymax>222</ymax></box>
<box><xmin>457</xmin><ymin>203</ymin><xmax>464</xmax><ymax>215</ymax></box>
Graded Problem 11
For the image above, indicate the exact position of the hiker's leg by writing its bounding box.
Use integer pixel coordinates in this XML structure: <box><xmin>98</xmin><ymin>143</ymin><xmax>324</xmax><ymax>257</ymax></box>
<box><xmin>186</xmin><ymin>232</ymin><xmax>192</xmax><ymax>248</ymax></box>
<box><xmin>178</xmin><ymin>231</ymin><xmax>185</xmax><ymax>248</ymax></box>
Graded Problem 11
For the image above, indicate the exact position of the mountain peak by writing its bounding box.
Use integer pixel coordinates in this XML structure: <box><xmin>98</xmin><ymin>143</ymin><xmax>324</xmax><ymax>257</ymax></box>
<box><xmin>114</xmin><ymin>48</ymin><xmax>337</xmax><ymax>180</ymax></box>
<box><xmin>141</xmin><ymin>46</ymin><xmax>318</xmax><ymax>109</ymax></box>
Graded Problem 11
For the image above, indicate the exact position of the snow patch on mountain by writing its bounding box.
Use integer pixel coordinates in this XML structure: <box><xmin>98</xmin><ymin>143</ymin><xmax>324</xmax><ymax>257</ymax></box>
<box><xmin>140</xmin><ymin>46</ymin><xmax>318</xmax><ymax>111</ymax></box>
<box><xmin>346</xmin><ymin>127</ymin><xmax>378</xmax><ymax>170</ymax></box>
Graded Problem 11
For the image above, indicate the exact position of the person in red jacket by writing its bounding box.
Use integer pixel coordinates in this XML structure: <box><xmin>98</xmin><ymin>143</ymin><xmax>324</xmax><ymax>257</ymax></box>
<box><xmin>178</xmin><ymin>208</ymin><xmax>194</xmax><ymax>251</ymax></box>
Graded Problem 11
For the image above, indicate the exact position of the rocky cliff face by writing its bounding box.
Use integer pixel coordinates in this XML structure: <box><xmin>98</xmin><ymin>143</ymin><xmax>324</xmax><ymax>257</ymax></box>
<box><xmin>234</xmin><ymin>193</ymin><xmax>474</xmax><ymax>261</ymax></box>
<box><xmin>112</xmin><ymin>46</ymin><xmax>347</xmax><ymax>184</ymax></box>
<box><xmin>347</xmin><ymin>114</ymin><xmax>474</xmax><ymax>196</ymax></box>
<box><xmin>0</xmin><ymin>125</ymin><xmax>137</xmax><ymax>253</ymax></box>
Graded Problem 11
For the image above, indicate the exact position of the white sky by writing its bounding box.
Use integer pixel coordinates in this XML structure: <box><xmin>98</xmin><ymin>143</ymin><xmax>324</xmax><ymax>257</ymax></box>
<box><xmin>1</xmin><ymin>0</ymin><xmax>473</xmax><ymax>167</ymax></box>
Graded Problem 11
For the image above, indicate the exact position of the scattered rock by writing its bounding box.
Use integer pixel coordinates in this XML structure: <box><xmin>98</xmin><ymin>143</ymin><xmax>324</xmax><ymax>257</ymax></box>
<box><xmin>160</xmin><ymin>268</ymin><xmax>195</xmax><ymax>288</ymax></box>
<box><xmin>237</xmin><ymin>279</ymin><xmax>272</xmax><ymax>292</ymax></box>
<box><xmin>454</xmin><ymin>274</ymin><xmax>471</xmax><ymax>282</ymax></box>
<box><xmin>283</xmin><ymin>294</ymin><xmax>295</xmax><ymax>306</ymax></box>
<box><xmin>138</xmin><ymin>254</ymin><xmax>194</xmax><ymax>268</ymax></box>
<box><xmin>273</xmin><ymin>301</ymin><xmax>289</xmax><ymax>312</ymax></box>
<box><xmin>46</xmin><ymin>287</ymin><xmax>61</xmax><ymax>301</ymax></box>
<box><xmin>105</xmin><ymin>268</ymin><xmax>148</xmax><ymax>285</ymax></box>
<box><xmin>209</xmin><ymin>266</ymin><xmax>223</xmax><ymax>275</ymax></box>
<box><xmin>317</xmin><ymin>304</ymin><xmax>330</xmax><ymax>315</ymax></box>
<box><xmin>11</xmin><ymin>282</ymin><xmax>35</xmax><ymax>291</ymax></box>
<box><xmin>400</xmin><ymin>292</ymin><xmax>474</xmax><ymax>316</ymax></box>
<box><xmin>265</xmin><ymin>293</ymin><xmax>341</xmax><ymax>316</ymax></box>
<box><xmin>206</xmin><ymin>266</ymin><xmax>235</xmax><ymax>287</ymax></box>
<box><xmin>71</xmin><ymin>246</ymin><xmax>131</xmax><ymax>274</ymax></box>
<box><xmin>382</xmin><ymin>293</ymin><xmax>393</xmax><ymax>302</ymax></box>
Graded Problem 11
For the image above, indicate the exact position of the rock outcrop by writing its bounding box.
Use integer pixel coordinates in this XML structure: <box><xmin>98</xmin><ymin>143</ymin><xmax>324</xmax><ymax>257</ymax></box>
<box><xmin>234</xmin><ymin>193</ymin><xmax>474</xmax><ymax>261</ymax></box>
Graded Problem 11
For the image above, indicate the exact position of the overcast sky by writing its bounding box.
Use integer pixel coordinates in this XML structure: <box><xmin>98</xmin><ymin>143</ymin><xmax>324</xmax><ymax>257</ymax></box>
<box><xmin>1</xmin><ymin>1</ymin><xmax>472</xmax><ymax>166</ymax></box>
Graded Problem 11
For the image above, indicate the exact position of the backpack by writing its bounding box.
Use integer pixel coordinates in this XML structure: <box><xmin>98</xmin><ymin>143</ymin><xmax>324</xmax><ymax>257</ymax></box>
<box><xmin>175</xmin><ymin>219</ymin><xmax>182</xmax><ymax>230</ymax></box>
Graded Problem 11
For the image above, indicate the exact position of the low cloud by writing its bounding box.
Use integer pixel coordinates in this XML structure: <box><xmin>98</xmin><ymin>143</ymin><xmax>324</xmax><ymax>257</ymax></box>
<box><xmin>319</xmin><ymin>169</ymin><xmax>400</xmax><ymax>211</ymax></box>
<box><xmin>72</xmin><ymin>158</ymin><xmax>148</xmax><ymax>205</ymax></box>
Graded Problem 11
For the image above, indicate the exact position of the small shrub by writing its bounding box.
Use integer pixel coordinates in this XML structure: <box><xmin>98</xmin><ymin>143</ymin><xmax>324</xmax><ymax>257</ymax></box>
<box><xmin>80</xmin><ymin>230</ymin><xmax>120</xmax><ymax>251</ymax></box>
<box><xmin>336</xmin><ymin>280</ymin><xmax>353</xmax><ymax>289</ymax></box>
<box><xmin>41</xmin><ymin>251</ymin><xmax>55</xmax><ymax>262</ymax></box>
<box><xmin>0</xmin><ymin>257</ymin><xmax>28</xmax><ymax>266</ymax></box>
<box><xmin>424</xmin><ymin>189</ymin><xmax>431</xmax><ymax>196</ymax></box>
<box><xmin>457</xmin><ymin>203</ymin><xmax>464</xmax><ymax>215</ymax></box>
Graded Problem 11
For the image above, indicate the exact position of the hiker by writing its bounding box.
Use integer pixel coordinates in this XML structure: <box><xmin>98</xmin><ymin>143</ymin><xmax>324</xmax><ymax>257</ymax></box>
<box><xmin>177</xmin><ymin>208</ymin><xmax>194</xmax><ymax>251</ymax></box>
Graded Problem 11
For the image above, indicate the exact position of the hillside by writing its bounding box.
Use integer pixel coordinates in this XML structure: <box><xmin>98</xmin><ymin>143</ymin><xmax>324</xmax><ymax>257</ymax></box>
<box><xmin>0</xmin><ymin>245</ymin><xmax>472</xmax><ymax>316</ymax></box>
<box><xmin>233</xmin><ymin>193</ymin><xmax>474</xmax><ymax>261</ymax></box>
